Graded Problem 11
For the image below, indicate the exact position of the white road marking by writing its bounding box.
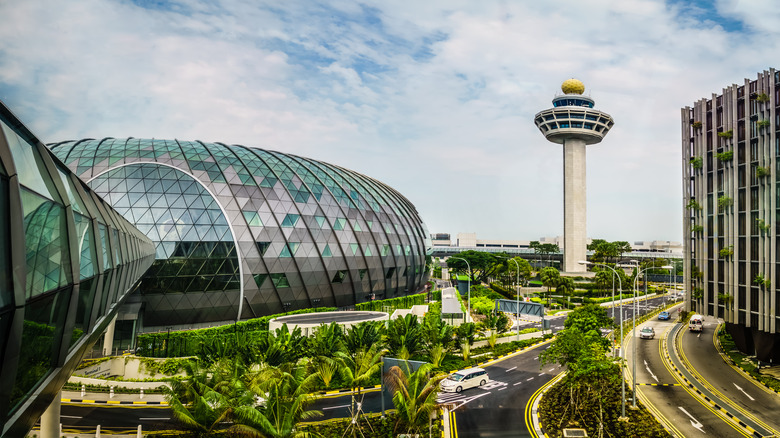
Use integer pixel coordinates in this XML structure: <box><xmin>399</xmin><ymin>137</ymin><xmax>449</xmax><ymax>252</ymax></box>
<box><xmin>513</xmin><ymin>382</ymin><xmax>522</xmax><ymax>386</ymax></box>
<box><xmin>505</xmin><ymin>366</ymin><xmax>517</xmax><ymax>372</ymax></box>
<box><xmin>526</xmin><ymin>377</ymin><xmax>534</xmax><ymax>381</ymax></box>
<box><xmin>733</xmin><ymin>383</ymin><xmax>755</xmax><ymax>401</ymax></box>
<box><xmin>322</xmin><ymin>404</ymin><xmax>351</xmax><ymax>410</ymax></box>
<box><xmin>498</xmin><ymin>387</ymin><xmax>506</xmax><ymax>391</ymax></box>
<box><xmin>644</xmin><ymin>359</ymin><xmax>659</xmax><ymax>382</ymax></box>
<box><xmin>678</xmin><ymin>407</ymin><xmax>705</xmax><ymax>433</ymax></box>
<box><xmin>61</xmin><ymin>415</ymin><xmax>82</xmax><ymax>419</ymax></box>
<box><xmin>140</xmin><ymin>417</ymin><xmax>170</xmax><ymax>421</ymax></box>
<box><xmin>538</xmin><ymin>373</ymin><xmax>544</xmax><ymax>376</ymax></box>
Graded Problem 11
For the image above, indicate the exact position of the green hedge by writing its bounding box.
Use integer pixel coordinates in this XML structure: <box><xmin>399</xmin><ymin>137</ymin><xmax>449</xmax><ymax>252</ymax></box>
<box><xmin>136</xmin><ymin>307</ymin><xmax>336</xmax><ymax>357</ymax></box>
<box><xmin>354</xmin><ymin>292</ymin><xmax>427</xmax><ymax>312</ymax></box>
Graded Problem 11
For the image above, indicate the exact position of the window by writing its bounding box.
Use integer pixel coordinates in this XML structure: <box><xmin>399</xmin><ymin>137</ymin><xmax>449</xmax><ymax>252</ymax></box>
<box><xmin>281</xmin><ymin>214</ymin><xmax>299</xmax><ymax>227</ymax></box>
<box><xmin>331</xmin><ymin>270</ymin><xmax>347</xmax><ymax>283</ymax></box>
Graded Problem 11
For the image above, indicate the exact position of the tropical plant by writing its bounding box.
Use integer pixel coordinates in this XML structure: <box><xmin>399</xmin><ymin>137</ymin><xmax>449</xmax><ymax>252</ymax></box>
<box><xmin>756</xmin><ymin>218</ymin><xmax>771</xmax><ymax>233</ymax></box>
<box><xmin>718</xmin><ymin>129</ymin><xmax>733</xmax><ymax>138</ymax></box>
<box><xmin>540</xmin><ymin>267</ymin><xmax>561</xmax><ymax>305</ymax></box>
<box><xmin>719</xmin><ymin>245</ymin><xmax>734</xmax><ymax>258</ymax></box>
<box><xmin>718</xmin><ymin>196</ymin><xmax>733</xmax><ymax>211</ymax></box>
<box><xmin>686</xmin><ymin>199</ymin><xmax>702</xmax><ymax>210</ymax></box>
<box><xmin>757</xmin><ymin>92</ymin><xmax>770</xmax><ymax>103</ymax></box>
<box><xmin>692</xmin><ymin>120</ymin><xmax>703</xmax><ymax>129</ymax></box>
<box><xmin>715</xmin><ymin>150</ymin><xmax>733</xmax><ymax>162</ymax></box>
<box><xmin>758</xmin><ymin>119</ymin><xmax>771</xmax><ymax>129</ymax></box>
<box><xmin>384</xmin><ymin>363</ymin><xmax>446</xmax><ymax>435</ymax></box>
<box><xmin>386</xmin><ymin>314</ymin><xmax>424</xmax><ymax>359</ymax></box>
<box><xmin>691</xmin><ymin>224</ymin><xmax>704</xmax><ymax>233</ymax></box>
<box><xmin>335</xmin><ymin>343</ymin><xmax>386</xmax><ymax>437</ymax></box>
<box><xmin>690</xmin><ymin>156</ymin><xmax>703</xmax><ymax>169</ymax></box>
<box><xmin>343</xmin><ymin>321</ymin><xmax>384</xmax><ymax>356</ymax></box>
<box><xmin>756</xmin><ymin>165</ymin><xmax>771</xmax><ymax>178</ymax></box>
<box><xmin>249</xmin><ymin>362</ymin><xmax>324</xmax><ymax>438</ymax></box>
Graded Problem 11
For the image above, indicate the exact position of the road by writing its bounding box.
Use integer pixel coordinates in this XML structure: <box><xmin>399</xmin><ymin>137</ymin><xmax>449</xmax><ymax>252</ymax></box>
<box><xmin>57</xmin><ymin>294</ymin><xmax>676</xmax><ymax>435</ymax></box>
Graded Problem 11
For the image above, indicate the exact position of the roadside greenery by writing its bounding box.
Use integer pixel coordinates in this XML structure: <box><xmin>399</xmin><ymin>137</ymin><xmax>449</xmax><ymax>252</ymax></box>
<box><xmin>538</xmin><ymin>305</ymin><xmax>670</xmax><ymax>437</ymax></box>
<box><xmin>718</xmin><ymin>329</ymin><xmax>780</xmax><ymax>393</ymax></box>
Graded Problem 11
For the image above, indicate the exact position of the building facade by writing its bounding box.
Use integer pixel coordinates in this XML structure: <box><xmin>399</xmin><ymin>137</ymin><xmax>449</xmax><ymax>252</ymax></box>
<box><xmin>0</xmin><ymin>103</ymin><xmax>155</xmax><ymax>436</ymax></box>
<box><xmin>51</xmin><ymin>139</ymin><xmax>430</xmax><ymax>329</ymax></box>
<box><xmin>682</xmin><ymin>68</ymin><xmax>780</xmax><ymax>362</ymax></box>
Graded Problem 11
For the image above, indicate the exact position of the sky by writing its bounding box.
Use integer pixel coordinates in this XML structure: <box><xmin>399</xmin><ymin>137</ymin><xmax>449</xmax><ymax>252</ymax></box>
<box><xmin>1</xmin><ymin>0</ymin><xmax>779</xmax><ymax>244</ymax></box>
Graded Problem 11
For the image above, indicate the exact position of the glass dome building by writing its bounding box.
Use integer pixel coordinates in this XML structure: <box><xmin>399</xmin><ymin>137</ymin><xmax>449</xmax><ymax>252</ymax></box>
<box><xmin>51</xmin><ymin>139</ymin><xmax>430</xmax><ymax>328</ymax></box>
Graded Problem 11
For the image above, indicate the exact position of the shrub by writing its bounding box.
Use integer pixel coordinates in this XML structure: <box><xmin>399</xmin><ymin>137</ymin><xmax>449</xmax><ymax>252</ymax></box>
<box><xmin>690</xmin><ymin>157</ymin><xmax>703</xmax><ymax>169</ymax></box>
<box><xmin>718</xmin><ymin>129</ymin><xmax>733</xmax><ymax>138</ymax></box>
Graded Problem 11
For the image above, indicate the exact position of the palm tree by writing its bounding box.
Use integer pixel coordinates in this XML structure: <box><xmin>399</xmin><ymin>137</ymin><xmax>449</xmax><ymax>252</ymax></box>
<box><xmin>248</xmin><ymin>362</ymin><xmax>323</xmax><ymax>438</ymax></box>
<box><xmin>335</xmin><ymin>343</ymin><xmax>387</xmax><ymax>437</ymax></box>
<box><xmin>343</xmin><ymin>321</ymin><xmax>384</xmax><ymax>356</ymax></box>
<box><xmin>384</xmin><ymin>363</ymin><xmax>447</xmax><ymax>436</ymax></box>
<box><xmin>164</xmin><ymin>359</ymin><xmax>264</xmax><ymax>437</ymax></box>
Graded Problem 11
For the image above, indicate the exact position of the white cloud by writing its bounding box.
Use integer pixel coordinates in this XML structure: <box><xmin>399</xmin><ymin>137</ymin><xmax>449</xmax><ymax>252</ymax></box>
<box><xmin>1</xmin><ymin>0</ymin><xmax>779</xmax><ymax>243</ymax></box>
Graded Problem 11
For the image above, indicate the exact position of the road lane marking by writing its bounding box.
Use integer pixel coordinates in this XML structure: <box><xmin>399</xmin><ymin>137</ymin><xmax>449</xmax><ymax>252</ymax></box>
<box><xmin>140</xmin><ymin>417</ymin><xmax>170</xmax><ymax>421</ymax></box>
<box><xmin>526</xmin><ymin>377</ymin><xmax>534</xmax><ymax>381</ymax></box>
<box><xmin>644</xmin><ymin>359</ymin><xmax>659</xmax><ymax>382</ymax></box>
<box><xmin>61</xmin><ymin>415</ymin><xmax>82</xmax><ymax>419</ymax></box>
<box><xmin>678</xmin><ymin>407</ymin><xmax>705</xmax><ymax>433</ymax></box>
<box><xmin>322</xmin><ymin>404</ymin><xmax>350</xmax><ymax>410</ymax></box>
<box><xmin>513</xmin><ymin>382</ymin><xmax>522</xmax><ymax>386</ymax></box>
<box><xmin>733</xmin><ymin>383</ymin><xmax>755</xmax><ymax>401</ymax></box>
<box><xmin>505</xmin><ymin>367</ymin><xmax>516</xmax><ymax>372</ymax></box>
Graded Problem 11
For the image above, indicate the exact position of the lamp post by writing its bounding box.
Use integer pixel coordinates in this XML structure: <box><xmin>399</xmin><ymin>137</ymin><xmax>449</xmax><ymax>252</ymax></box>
<box><xmin>579</xmin><ymin>260</ymin><xmax>626</xmax><ymax>419</ymax></box>
<box><xmin>449</xmin><ymin>256</ymin><xmax>471</xmax><ymax>323</ymax></box>
<box><xmin>632</xmin><ymin>264</ymin><xmax>672</xmax><ymax>408</ymax></box>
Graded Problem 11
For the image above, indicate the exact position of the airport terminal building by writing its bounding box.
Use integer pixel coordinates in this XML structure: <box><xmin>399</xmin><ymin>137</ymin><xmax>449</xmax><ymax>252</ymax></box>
<box><xmin>0</xmin><ymin>100</ymin><xmax>430</xmax><ymax>435</ymax></box>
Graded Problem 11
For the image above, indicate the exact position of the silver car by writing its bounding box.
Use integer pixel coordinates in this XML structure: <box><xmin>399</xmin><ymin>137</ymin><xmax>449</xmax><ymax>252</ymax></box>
<box><xmin>639</xmin><ymin>327</ymin><xmax>655</xmax><ymax>339</ymax></box>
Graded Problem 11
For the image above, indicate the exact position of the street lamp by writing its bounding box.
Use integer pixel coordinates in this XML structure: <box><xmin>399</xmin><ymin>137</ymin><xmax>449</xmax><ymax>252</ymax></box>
<box><xmin>449</xmin><ymin>256</ymin><xmax>471</xmax><ymax>323</ymax></box>
<box><xmin>502</xmin><ymin>257</ymin><xmax>522</xmax><ymax>341</ymax></box>
<box><xmin>632</xmin><ymin>264</ymin><xmax>672</xmax><ymax>408</ymax></box>
<box><xmin>579</xmin><ymin>260</ymin><xmax>626</xmax><ymax>419</ymax></box>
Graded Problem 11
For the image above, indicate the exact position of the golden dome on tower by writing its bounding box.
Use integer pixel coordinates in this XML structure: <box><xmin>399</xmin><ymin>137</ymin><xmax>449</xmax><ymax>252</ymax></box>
<box><xmin>561</xmin><ymin>78</ymin><xmax>585</xmax><ymax>95</ymax></box>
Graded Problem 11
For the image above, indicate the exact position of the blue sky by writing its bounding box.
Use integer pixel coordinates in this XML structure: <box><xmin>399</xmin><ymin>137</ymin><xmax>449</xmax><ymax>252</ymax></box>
<box><xmin>1</xmin><ymin>0</ymin><xmax>779</xmax><ymax>243</ymax></box>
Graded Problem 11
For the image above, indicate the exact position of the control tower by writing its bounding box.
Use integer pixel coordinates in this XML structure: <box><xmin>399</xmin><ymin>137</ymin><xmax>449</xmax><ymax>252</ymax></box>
<box><xmin>534</xmin><ymin>79</ymin><xmax>614</xmax><ymax>272</ymax></box>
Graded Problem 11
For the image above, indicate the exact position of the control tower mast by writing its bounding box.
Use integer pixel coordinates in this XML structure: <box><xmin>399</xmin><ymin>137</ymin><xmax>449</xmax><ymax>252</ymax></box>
<box><xmin>534</xmin><ymin>79</ymin><xmax>614</xmax><ymax>272</ymax></box>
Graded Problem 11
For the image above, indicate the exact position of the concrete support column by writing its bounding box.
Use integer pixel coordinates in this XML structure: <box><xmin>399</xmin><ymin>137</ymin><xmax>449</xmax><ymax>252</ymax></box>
<box><xmin>563</xmin><ymin>138</ymin><xmax>587</xmax><ymax>273</ymax></box>
<box><xmin>103</xmin><ymin>315</ymin><xmax>117</xmax><ymax>356</ymax></box>
<box><xmin>40</xmin><ymin>390</ymin><xmax>61</xmax><ymax>438</ymax></box>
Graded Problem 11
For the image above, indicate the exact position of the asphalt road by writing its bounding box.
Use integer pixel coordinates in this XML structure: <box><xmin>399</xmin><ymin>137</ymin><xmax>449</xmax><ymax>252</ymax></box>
<box><xmin>676</xmin><ymin>318</ymin><xmax>780</xmax><ymax>436</ymax></box>
<box><xmin>58</xmin><ymin>404</ymin><xmax>173</xmax><ymax>431</ymax></box>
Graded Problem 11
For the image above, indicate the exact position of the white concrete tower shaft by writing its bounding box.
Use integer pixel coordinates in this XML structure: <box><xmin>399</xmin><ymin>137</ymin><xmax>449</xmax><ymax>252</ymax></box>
<box><xmin>563</xmin><ymin>138</ymin><xmax>587</xmax><ymax>272</ymax></box>
<box><xmin>534</xmin><ymin>79</ymin><xmax>614</xmax><ymax>273</ymax></box>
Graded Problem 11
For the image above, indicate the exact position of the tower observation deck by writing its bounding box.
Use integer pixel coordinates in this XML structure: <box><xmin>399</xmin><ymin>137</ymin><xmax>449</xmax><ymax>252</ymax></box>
<box><xmin>534</xmin><ymin>79</ymin><xmax>614</xmax><ymax>272</ymax></box>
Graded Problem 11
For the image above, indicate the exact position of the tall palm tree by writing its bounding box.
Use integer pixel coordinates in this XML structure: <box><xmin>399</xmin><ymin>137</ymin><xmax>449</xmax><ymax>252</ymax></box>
<box><xmin>384</xmin><ymin>363</ymin><xmax>446</xmax><ymax>435</ymax></box>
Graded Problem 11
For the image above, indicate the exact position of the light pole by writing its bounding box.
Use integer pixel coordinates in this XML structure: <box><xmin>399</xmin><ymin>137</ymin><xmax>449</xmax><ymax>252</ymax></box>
<box><xmin>449</xmin><ymin>256</ymin><xmax>471</xmax><ymax>323</ymax></box>
<box><xmin>507</xmin><ymin>257</ymin><xmax>521</xmax><ymax>341</ymax></box>
<box><xmin>579</xmin><ymin>260</ymin><xmax>626</xmax><ymax>419</ymax></box>
<box><xmin>632</xmin><ymin>264</ymin><xmax>672</xmax><ymax>408</ymax></box>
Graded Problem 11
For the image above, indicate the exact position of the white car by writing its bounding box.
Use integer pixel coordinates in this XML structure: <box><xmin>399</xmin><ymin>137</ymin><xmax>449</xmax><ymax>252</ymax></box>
<box><xmin>440</xmin><ymin>367</ymin><xmax>490</xmax><ymax>393</ymax></box>
<box><xmin>639</xmin><ymin>327</ymin><xmax>655</xmax><ymax>339</ymax></box>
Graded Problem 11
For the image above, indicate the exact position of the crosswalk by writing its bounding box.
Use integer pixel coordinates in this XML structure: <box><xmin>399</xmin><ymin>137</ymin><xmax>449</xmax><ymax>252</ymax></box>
<box><xmin>437</xmin><ymin>380</ymin><xmax>508</xmax><ymax>405</ymax></box>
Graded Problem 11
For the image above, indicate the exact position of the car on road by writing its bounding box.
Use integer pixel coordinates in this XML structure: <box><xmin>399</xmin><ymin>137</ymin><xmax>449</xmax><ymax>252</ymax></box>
<box><xmin>639</xmin><ymin>327</ymin><xmax>655</xmax><ymax>339</ymax></box>
<box><xmin>658</xmin><ymin>311</ymin><xmax>670</xmax><ymax>320</ymax></box>
<box><xmin>440</xmin><ymin>367</ymin><xmax>490</xmax><ymax>393</ymax></box>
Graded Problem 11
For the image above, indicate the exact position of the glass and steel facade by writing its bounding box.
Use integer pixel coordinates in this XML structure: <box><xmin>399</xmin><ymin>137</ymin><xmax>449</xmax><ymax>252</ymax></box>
<box><xmin>682</xmin><ymin>68</ymin><xmax>780</xmax><ymax>362</ymax></box>
<box><xmin>51</xmin><ymin>139</ymin><xmax>430</xmax><ymax>328</ymax></box>
<box><xmin>0</xmin><ymin>102</ymin><xmax>155</xmax><ymax>436</ymax></box>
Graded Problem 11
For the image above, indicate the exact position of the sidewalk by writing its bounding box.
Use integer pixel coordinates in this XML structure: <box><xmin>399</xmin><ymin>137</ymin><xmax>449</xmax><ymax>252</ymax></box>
<box><xmin>61</xmin><ymin>389</ymin><xmax>167</xmax><ymax>405</ymax></box>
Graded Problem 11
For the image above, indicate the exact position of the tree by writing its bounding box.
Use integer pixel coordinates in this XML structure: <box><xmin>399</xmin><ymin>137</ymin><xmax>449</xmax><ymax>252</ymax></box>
<box><xmin>587</xmin><ymin>240</ymin><xmax>632</xmax><ymax>265</ymax></box>
<box><xmin>556</xmin><ymin>277</ymin><xmax>575</xmax><ymax>307</ymax></box>
<box><xmin>343</xmin><ymin>321</ymin><xmax>384</xmax><ymax>356</ymax></box>
<box><xmin>384</xmin><ymin>363</ymin><xmax>447</xmax><ymax>435</ymax></box>
<box><xmin>506</xmin><ymin>257</ymin><xmax>532</xmax><ymax>288</ymax></box>
<box><xmin>539</xmin><ymin>267</ymin><xmax>560</xmax><ymax>305</ymax></box>
<box><xmin>446</xmin><ymin>250</ymin><xmax>506</xmax><ymax>284</ymax></box>
<box><xmin>249</xmin><ymin>362</ymin><xmax>324</xmax><ymax>438</ymax></box>
<box><xmin>386</xmin><ymin>314</ymin><xmax>423</xmax><ymax>360</ymax></box>
<box><xmin>593</xmin><ymin>270</ymin><xmax>612</xmax><ymax>298</ymax></box>
<box><xmin>335</xmin><ymin>343</ymin><xmax>386</xmax><ymax>437</ymax></box>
